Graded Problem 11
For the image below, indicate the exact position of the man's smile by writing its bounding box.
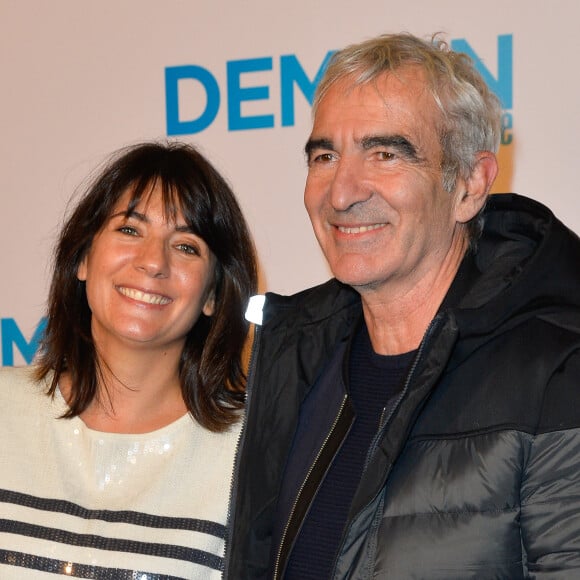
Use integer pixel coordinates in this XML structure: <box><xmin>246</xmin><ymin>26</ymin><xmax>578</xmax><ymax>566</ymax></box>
<box><xmin>336</xmin><ymin>223</ymin><xmax>387</xmax><ymax>235</ymax></box>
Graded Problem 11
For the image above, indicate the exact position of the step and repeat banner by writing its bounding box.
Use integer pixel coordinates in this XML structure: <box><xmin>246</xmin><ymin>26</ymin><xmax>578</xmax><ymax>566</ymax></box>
<box><xmin>1</xmin><ymin>0</ymin><xmax>579</xmax><ymax>366</ymax></box>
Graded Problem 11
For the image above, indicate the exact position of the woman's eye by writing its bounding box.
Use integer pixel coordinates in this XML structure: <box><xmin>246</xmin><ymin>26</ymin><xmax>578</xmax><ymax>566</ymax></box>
<box><xmin>176</xmin><ymin>243</ymin><xmax>199</xmax><ymax>256</ymax></box>
<box><xmin>118</xmin><ymin>225</ymin><xmax>138</xmax><ymax>236</ymax></box>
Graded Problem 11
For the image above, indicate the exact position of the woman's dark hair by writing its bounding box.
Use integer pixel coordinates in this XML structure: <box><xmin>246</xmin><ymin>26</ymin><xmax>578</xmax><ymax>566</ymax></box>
<box><xmin>35</xmin><ymin>141</ymin><xmax>258</xmax><ymax>432</ymax></box>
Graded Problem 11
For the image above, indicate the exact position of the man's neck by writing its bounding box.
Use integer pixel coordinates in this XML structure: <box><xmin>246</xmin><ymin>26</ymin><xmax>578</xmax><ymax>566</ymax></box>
<box><xmin>359</xmin><ymin>236</ymin><xmax>468</xmax><ymax>355</ymax></box>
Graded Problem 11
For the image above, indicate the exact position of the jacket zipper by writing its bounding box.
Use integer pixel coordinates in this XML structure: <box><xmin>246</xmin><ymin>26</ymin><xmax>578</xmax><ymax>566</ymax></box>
<box><xmin>222</xmin><ymin>323</ymin><xmax>262</xmax><ymax>579</ymax></box>
<box><xmin>273</xmin><ymin>393</ymin><xmax>349</xmax><ymax>580</ymax></box>
<box><xmin>361</xmin><ymin>321</ymin><xmax>431</xmax><ymax>473</ymax></box>
<box><xmin>330</xmin><ymin>316</ymin><xmax>442</xmax><ymax>577</ymax></box>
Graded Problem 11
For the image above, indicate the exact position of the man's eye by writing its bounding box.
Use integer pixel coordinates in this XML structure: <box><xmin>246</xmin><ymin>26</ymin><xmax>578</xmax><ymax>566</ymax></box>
<box><xmin>376</xmin><ymin>151</ymin><xmax>396</xmax><ymax>161</ymax></box>
<box><xmin>310</xmin><ymin>152</ymin><xmax>335</xmax><ymax>165</ymax></box>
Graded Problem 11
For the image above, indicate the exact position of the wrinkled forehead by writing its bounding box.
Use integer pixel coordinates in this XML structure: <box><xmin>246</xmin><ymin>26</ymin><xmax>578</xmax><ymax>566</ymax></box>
<box><xmin>318</xmin><ymin>63</ymin><xmax>433</xmax><ymax>102</ymax></box>
<box><xmin>322</xmin><ymin>66</ymin><xmax>436</xmax><ymax>109</ymax></box>
<box><xmin>315</xmin><ymin>68</ymin><xmax>441</xmax><ymax>128</ymax></box>
<box><xmin>314</xmin><ymin>67</ymin><xmax>446</xmax><ymax>146</ymax></box>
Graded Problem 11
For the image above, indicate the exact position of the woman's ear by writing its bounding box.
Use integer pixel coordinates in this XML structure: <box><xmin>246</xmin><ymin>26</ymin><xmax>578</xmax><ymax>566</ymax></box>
<box><xmin>77</xmin><ymin>255</ymin><xmax>88</xmax><ymax>281</ymax></box>
<box><xmin>202</xmin><ymin>289</ymin><xmax>215</xmax><ymax>317</ymax></box>
<box><xmin>454</xmin><ymin>151</ymin><xmax>499</xmax><ymax>224</ymax></box>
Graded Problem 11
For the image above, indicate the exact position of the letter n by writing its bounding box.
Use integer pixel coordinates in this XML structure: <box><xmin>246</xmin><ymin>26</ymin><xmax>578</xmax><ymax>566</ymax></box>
<box><xmin>451</xmin><ymin>35</ymin><xmax>513</xmax><ymax>109</ymax></box>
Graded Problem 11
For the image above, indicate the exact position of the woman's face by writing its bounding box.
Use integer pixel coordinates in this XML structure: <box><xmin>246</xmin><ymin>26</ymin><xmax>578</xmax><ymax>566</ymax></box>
<box><xmin>77</xmin><ymin>185</ymin><xmax>216</xmax><ymax>356</ymax></box>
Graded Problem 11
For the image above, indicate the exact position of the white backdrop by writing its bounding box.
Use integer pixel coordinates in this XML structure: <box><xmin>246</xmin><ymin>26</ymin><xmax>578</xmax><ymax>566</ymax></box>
<box><xmin>2</xmin><ymin>0</ymin><xmax>579</xmax><ymax>366</ymax></box>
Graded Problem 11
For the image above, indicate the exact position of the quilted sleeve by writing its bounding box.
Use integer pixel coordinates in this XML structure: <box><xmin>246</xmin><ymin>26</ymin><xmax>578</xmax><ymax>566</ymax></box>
<box><xmin>520</xmin><ymin>349</ymin><xmax>580</xmax><ymax>578</ymax></box>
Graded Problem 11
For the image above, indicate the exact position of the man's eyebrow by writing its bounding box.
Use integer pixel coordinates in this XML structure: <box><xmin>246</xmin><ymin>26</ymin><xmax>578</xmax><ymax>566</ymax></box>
<box><xmin>304</xmin><ymin>138</ymin><xmax>334</xmax><ymax>157</ymax></box>
<box><xmin>361</xmin><ymin>135</ymin><xmax>418</xmax><ymax>158</ymax></box>
<box><xmin>304</xmin><ymin>135</ymin><xmax>420</xmax><ymax>161</ymax></box>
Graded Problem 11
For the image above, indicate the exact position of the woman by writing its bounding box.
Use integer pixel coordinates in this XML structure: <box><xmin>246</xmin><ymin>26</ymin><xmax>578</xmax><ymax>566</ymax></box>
<box><xmin>0</xmin><ymin>141</ymin><xmax>257</xmax><ymax>578</ymax></box>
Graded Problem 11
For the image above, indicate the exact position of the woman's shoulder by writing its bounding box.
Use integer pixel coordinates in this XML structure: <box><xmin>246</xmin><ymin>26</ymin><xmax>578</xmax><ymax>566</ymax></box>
<box><xmin>0</xmin><ymin>364</ymin><xmax>37</xmax><ymax>385</ymax></box>
<box><xmin>0</xmin><ymin>365</ymin><xmax>51</xmax><ymax>405</ymax></box>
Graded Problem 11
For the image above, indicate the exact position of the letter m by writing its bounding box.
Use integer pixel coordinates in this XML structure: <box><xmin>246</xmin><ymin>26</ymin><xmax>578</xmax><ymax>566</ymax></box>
<box><xmin>1</xmin><ymin>317</ymin><xmax>46</xmax><ymax>366</ymax></box>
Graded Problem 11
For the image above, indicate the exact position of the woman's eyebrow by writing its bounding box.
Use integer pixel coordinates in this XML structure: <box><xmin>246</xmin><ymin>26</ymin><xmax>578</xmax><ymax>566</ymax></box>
<box><xmin>110</xmin><ymin>210</ymin><xmax>195</xmax><ymax>233</ymax></box>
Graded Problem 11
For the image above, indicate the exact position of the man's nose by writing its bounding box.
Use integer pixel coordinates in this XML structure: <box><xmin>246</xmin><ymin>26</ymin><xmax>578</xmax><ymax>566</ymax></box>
<box><xmin>328</xmin><ymin>156</ymin><xmax>372</xmax><ymax>211</ymax></box>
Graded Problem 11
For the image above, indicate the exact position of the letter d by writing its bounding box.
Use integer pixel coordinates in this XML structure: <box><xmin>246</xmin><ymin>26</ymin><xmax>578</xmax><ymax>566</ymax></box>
<box><xmin>165</xmin><ymin>65</ymin><xmax>220</xmax><ymax>135</ymax></box>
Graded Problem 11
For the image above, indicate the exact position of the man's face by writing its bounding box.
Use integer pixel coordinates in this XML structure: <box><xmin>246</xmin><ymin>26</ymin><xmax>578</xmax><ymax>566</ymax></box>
<box><xmin>304</xmin><ymin>66</ymin><xmax>467</xmax><ymax>297</ymax></box>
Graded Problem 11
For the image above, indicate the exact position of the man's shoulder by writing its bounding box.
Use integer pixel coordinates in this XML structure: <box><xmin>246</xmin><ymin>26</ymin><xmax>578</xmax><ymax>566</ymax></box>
<box><xmin>263</xmin><ymin>278</ymin><xmax>360</xmax><ymax>325</ymax></box>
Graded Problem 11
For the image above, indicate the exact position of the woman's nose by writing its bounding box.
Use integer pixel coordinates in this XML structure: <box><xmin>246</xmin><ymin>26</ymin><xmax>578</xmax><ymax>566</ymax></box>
<box><xmin>135</xmin><ymin>238</ymin><xmax>169</xmax><ymax>278</ymax></box>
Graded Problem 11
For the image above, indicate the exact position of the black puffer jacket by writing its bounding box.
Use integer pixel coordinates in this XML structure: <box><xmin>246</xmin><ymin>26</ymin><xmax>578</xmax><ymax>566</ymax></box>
<box><xmin>225</xmin><ymin>194</ymin><xmax>580</xmax><ymax>579</ymax></box>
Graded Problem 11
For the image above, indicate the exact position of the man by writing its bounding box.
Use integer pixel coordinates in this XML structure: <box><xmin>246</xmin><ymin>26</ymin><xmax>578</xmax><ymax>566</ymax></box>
<box><xmin>226</xmin><ymin>33</ymin><xmax>580</xmax><ymax>579</ymax></box>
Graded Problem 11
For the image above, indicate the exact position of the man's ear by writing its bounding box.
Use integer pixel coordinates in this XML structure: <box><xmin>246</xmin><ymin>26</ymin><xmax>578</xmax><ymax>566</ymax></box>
<box><xmin>454</xmin><ymin>151</ymin><xmax>499</xmax><ymax>224</ymax></box>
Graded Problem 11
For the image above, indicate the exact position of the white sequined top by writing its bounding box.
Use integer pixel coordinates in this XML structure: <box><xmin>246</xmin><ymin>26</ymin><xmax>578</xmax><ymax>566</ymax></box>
<box><xmin>0</xmin><ymin>366</ymin><xmax>242</xmax><ymax>579</ymax></box>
